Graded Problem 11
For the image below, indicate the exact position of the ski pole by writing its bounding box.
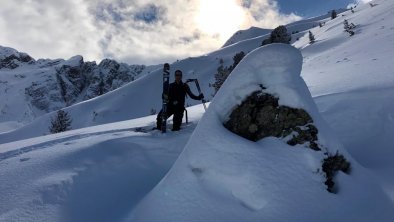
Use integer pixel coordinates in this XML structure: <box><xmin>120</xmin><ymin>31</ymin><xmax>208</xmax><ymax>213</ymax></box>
<box><xmin>186</xmin><ymin>79</ymin><xmax>207</xmax><ymax>111</ymax></box>
<box><xmin>193</xmin><ymin>79</ymin><xmax>207</xmax><ymax>111</ymax></box>
<box><xmin>184</xmin><ymin>108</ymin><xmax>188</xmax><ymax>124</ymax></box>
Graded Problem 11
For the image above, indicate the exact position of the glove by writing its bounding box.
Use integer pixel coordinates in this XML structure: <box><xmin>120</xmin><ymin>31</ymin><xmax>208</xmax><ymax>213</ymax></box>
<box><xmin>198</xmin><ymin>93</ymin><xmax>204</xmax><ymax>100</ymax></box>
<box><xmin>162</xmin><ymin>94</ymin><xmax>169</xmax><ymax>101</ymax></box>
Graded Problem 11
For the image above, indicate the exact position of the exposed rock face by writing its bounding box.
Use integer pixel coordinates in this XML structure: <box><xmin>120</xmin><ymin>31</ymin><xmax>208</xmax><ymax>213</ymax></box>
<box><xmin>84</xmin><ymin>59</ymin><xmax>138</xmax><ymax>99</ymax></box>
<box><xmin>24</xmin><ymin>56</ymin><xmax>144</xmax><ymax>112</ymax></box>
<box><xmin>224</xmin><ymin>90</ymin><xmax>320</xmax><ymax>150</ymax></box>
<box><xmin>0</xmin><ymin>49</ymin><xmax>34</xmax><ymax>69</ymax></box>
<box><xmin>1</xmin><ymin>46</ymin><xmax>146</xmax><ymax>115</ymax></box>
<box><xmin>25</xmin><ymin>78</ymin><xmax>62</xmax><ymax>112</ymax></box>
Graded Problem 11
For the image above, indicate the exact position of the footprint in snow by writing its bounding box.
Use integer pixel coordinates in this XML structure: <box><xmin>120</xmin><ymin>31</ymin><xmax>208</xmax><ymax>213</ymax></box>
<box><xmin>20</xmin><ymin>158</ymin><xmax>30</xmax><ymax>162</ymax></box>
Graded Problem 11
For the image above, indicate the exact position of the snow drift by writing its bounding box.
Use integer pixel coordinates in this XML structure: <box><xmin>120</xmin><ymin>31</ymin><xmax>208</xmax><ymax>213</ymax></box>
<box><xmin>129</xmin><ymin>44</ymin><xmax>394</xmax><ymax>222</ymax></box>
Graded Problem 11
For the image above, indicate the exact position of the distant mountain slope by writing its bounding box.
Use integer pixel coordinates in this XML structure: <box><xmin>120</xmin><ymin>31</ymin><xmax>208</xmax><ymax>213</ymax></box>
<box><xmin>0</xmin><ymin>46</ymin><xmax>158</xmax><ymax>129</ymax></box>
<box><xmin>222</xmin><ymin>26</ymin><xmax>271</xmax><ymax>48</ymax></box>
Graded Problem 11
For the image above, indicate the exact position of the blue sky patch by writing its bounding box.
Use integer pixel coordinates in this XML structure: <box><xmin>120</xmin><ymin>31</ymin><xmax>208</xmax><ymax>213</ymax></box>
<box><xmin>134</xmin><ymin>4</ymin><xmax>165</xmax><ymax>24</ymax></box>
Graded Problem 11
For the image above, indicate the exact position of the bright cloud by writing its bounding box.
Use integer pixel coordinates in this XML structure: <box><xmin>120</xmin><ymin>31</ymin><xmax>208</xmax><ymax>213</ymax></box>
<box><xmin>0</xmin><ymin>0</ymin><xmax>301</xmax><ymax>65</ymax></box>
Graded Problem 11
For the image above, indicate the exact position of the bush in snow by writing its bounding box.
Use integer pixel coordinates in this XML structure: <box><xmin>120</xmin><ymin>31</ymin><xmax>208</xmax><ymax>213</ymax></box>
<box><xmin>231</xmin><ymin>51</ymin><xmax>245</xmax><ymax>69</ymax></box>
<box><xmin>49</xmin><ymin>109</ymin><xmax>72</xmax><ymax>133</ymax></box>
<box><xmin>331</xmin><ymin>10</ymin><xmax>337</xmax><ymax>19</ymax></box>
<box><xmin>212</xmin><ymin>61</ymin><xmax>231</xmax><ymax>95</ymax></box>
<box><xmin>322</xmin><ymin>152</ymin><xmax>351</xmax><ymax>193</ymax></box>
<box><xmin>309</xmin><ymin>31</ymin><xmax>316</xmax><ymax>44</ymax></box>
<box><xmin>261</xmin><ymin>25</ymin><xmax>291</xmax><ymax>46</ymax></box>
<box><xmin>211</xmin><ymin>52</ymin><xmax>245</xmax><ymax>94</ymax></box>
<box><xmin>369</xmin><ymin>3</ymin><xmax>377</xmax><ymax>7</ymax></box>
<box><xmin>343</xmin><ymin>19</ymin><xmax>356</xmax><ymax>36</ymax></box>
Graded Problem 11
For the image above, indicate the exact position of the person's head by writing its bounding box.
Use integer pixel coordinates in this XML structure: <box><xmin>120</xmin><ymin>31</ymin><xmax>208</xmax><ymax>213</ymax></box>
<box><xmin>175</xmin><ymin>70</ymin><xmax>182</xmax><ymax>82</ymax></box>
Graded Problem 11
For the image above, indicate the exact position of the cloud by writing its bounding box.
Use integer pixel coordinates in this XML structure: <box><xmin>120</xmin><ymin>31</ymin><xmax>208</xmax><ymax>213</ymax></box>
<box><xmin>0</xmin><ymin>0</ymin><xmax>104</xmax><ymax>62</ymax></box>
<box><xmin>241</xmin><ymin>0</ymin><xmax>301</xmax><ymax>28</ymax></box>
<box><xmin>0</xmin><ymin>0</ymin><xmax>301</xmax><ymax>65</ymax></box>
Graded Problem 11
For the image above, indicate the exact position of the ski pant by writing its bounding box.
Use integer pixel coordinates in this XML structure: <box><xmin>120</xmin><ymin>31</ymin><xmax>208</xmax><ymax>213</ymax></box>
<box><xmin>156</xmin><ymin>105</ymin><xmax>184</xmax><ymax>130</ymax></box>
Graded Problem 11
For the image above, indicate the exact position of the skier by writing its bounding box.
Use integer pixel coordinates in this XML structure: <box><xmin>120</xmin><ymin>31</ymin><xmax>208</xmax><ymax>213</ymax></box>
<box><xmin>156</xmin><ymin>69</ymin><xmax>204</xmax><ymax>131</ymax></box>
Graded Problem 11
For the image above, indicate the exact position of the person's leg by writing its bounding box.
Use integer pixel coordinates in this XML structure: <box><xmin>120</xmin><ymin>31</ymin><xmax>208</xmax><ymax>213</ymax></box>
<box><xmin>172</xmin><ymin>107</ymin><xmax>184</xmax><ymax>131</ymax></box>
<box><xmin>157</xmin><ymin>107</ymin><xmax>175</xmax><ymax>129</ymax></box>
<box><xmin>156</xmin><ymin>110</ymin><xmax>163</xmax><ymax>129</ymax></box>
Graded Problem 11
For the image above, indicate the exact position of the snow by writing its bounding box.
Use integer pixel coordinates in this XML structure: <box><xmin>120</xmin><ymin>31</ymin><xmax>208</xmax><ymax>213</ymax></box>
<box><xmin>62</xmin><ymin>55</ymin><xmax>83</xmax><ymax>67</ymax></box>
<box><xmin>294</xmin><ymin>0</ymin><xmax>394</xmax><ymax>96</ymax></box>
<box><xmin>1</xmin><ymin>0</ymin><xmax>394</xmax><ymax>221</ymax></box>
<box><xmin>213</xmin><ymin>44</ymin><xmax>305</xmax><ymax>118</ymax></box>
<box><xmin>129</xmin><ymin>44</ymin><xmax>393</xmax><ymax>221</ymax></box>
<box><xmin>0</xmin><ymin>106</ymin><xmax>204</xmax><ymax>222</ymax></box>
<box><xmin>0</xmin><ymin>46</ymin><xmax>20</xmax><ymax>59</ymax></box>
<box><xmin>222</xmin><ymin>26</ymin><xmax>271</xmax><ymax>48</ymax></box>
<box><xmin>315</xmin><ymin>87</ymin><xmax>394</xmax><ymax>201</ymax></box>
<box><xmin>0</xmin><ymin>121</ymin><xmax>23</xmax><ymax>133</ymax></box>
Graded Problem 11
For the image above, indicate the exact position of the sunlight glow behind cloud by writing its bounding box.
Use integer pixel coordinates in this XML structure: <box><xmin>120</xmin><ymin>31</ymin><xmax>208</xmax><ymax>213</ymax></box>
<box><xmin>0</xmin><ymin>0</ymin><xmax>302</xmax><ymax>65</ymax></box>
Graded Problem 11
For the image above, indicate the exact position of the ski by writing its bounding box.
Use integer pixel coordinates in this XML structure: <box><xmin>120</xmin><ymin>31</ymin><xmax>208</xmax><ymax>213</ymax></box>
<box><xmin>161</xmin><ymin>63</ymin><xmax>170</xmax><ymax>133</ymax></box>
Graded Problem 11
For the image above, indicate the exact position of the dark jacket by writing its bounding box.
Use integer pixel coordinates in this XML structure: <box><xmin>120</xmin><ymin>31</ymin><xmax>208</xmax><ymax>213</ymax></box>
<box><xmin>168</xmin><ymin>81</ymin><xmax>200</xmax><ymax>108</ymax></box>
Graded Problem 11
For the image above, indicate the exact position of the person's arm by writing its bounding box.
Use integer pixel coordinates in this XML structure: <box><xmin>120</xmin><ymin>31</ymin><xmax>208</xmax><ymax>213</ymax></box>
<box><xmin>184</xmin><ymin>84</ymin><xmax>203</xmax><ymax>100</ymax></box>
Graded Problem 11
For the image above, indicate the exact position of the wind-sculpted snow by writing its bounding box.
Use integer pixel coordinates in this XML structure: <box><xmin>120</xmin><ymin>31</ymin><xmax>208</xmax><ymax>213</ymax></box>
<box><xmin>0</xmin><ymin>112</ymin><xmax>203</xmax><ymax>222</ymax></box>
<box><xmin>130</xmin><ymin>44</ymin><xmax>394</xmax><ymax>222</ymax></box>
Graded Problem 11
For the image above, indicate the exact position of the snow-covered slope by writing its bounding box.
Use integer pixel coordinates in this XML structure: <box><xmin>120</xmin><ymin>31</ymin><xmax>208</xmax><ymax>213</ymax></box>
<box><xmin>0</xmin><ymin>106</ymin><xmax>204</xmax><ymax>222</ymax></box>
<box><xmin>294</xmin><ymin>0</ymin><xmax>394</xmax><ymax>96</ymax></box>
<box><xmin>222</xmin><ymin>26</ymin><xmax>271</xmax><ymax>47</ymax></box>
<box><xmin>130</xmin><ymin>44</ymin><xmax>393</xmax><ymax>222</ymax></box>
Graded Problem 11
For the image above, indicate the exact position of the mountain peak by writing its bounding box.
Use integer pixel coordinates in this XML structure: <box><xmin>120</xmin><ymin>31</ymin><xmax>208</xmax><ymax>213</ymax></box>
<box><xmin>0</xmin><ymin>45</ymin><xmax>35</xmax><ymax>69</ymax></box>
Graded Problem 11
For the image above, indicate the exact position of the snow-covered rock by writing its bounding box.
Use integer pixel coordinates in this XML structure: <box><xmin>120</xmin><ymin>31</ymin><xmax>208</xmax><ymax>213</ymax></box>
<box><xmin>0</xmin><ymin>46</ymin><xmax>147</xmax><ymax>126</ymax></box>
<box><xmin>0</xmin><ymin>46</ymin><xmax>34</xmax><ymax>69</ymax></box>
<box><xmin>130</xmin><ymin>44</ymin><xmax>394</xmax><ymax>222</ymax></box>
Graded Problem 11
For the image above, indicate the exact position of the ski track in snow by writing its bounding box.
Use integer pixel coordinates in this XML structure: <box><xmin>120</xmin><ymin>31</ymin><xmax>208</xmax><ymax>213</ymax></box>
<box><xmin>0</xmin><ymin>126</ymin><xmax>161</xmax><ymax>162</ymax></box>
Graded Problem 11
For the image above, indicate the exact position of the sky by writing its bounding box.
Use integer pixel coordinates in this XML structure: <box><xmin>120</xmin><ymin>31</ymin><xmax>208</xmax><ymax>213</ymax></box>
<box><xmin>0</xmin><ymin>0</ymin><xmax>362</xmax><ymax>65</ymax></box>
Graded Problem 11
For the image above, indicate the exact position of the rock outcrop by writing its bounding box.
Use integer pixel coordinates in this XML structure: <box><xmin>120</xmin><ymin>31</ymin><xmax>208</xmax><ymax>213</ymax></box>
<box><xmin>24</xmin><ymin>56</ymin><xmax>144</xmax><ymax>111</ymax></box>
<box><xmin>0</xmin><ymin>46</ymin><xmax>35</xmax><ymax>69</ymax></box>
<box><xmin>224</xmin><ymin>90</ymin><xmax>320</xmax><ymax>150</ymax></box>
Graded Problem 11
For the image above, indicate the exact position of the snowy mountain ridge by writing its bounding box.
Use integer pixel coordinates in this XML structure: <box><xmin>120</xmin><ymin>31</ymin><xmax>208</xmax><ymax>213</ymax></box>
<box><xmin>0</xmin><ymin>46</ymin><xmax>157</xmax><ymax>130</ymax></box>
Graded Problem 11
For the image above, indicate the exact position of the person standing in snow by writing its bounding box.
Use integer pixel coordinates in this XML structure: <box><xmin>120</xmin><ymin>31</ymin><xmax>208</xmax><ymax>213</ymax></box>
<box><xmin>156</xmin><ymin>70</ymin><xmax>204</xmax><ymax>131</ymax></box>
